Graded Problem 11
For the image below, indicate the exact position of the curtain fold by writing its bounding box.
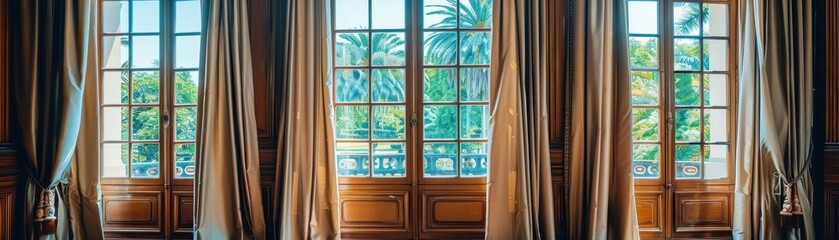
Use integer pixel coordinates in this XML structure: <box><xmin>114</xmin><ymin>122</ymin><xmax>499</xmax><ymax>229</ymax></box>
<box><xmin>62</xmin><ymin>0</ymin><xmax>105</xmax><ymax>239</ymax></box>
<box><xmin>9</xmin><ymin>0</ymin><xmax>101</xmax><ymax>239</ymax></box>
<box><xmin>564</xmin><ymin>0</ymin><xmax>640</xmax><ymax>238</ymax></box>
<box><xmin>485</xmin><ymin>0</ymin><xmax>555</xmax><ymax>239</ymax></box>
<box><xmin>274</xmin><ymin>0</ymin><xmax>340</xmax><ymax>239</ymax></box>
<box><xmin>734</xmin><ymin>0</ymin><xmax>814</xmax><ymax>239</ymax></box>
<box><xmin>195</xmin><ymin>0</ymin><xmax>266</xmax><ymax>238</ymax></box>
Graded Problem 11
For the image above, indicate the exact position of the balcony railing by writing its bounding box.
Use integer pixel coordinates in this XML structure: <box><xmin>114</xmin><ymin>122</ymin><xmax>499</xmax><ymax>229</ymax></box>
<box><xmin>336</xmin><ymin>153</ymin><xmax>488</xmax><ymax>177</ymax></box>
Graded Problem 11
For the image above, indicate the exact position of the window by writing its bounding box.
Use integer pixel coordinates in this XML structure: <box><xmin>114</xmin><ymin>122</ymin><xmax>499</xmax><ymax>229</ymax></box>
<box><xmin>332</xmin><ymin>0</ymin><xmax>492</xmax><ymax>181</ymax></box>
<box><xmin>99</xmin><ymin>0</ymin><xmax>201</xmax><ymax>179</ymax></box>
<box><xmin>629</xmin><ymin>0</ymin><xmax>732</xmax><ymax>180</ymax></box>
<box><xmin>628</xmin><ymin>0</ymin><xmax>735</xmax><ymax>237</ymax></box>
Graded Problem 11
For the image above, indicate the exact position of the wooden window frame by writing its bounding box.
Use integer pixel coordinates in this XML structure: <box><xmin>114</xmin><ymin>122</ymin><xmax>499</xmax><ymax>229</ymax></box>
<box><xmin>331</xmin><ymin>0</ymin><xmax>492</xmax><ymax>186</ymax></box>
<box><xmin>98</xmin><ymin>0</ymin><xmax>200</xmax><ymax>187</ymax></box>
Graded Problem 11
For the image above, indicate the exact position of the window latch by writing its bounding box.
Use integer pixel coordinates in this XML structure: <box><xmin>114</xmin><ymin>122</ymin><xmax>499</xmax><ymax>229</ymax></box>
<box><xmin>410</xmin><ymin>112</ymin><xmax>418</xmax><ymax>127</ymax></box>
<box><xmin>667</xmin><ymin>111</ymin><xmax>673</xmax><ymax>130</ymax></box>
<box><xmin>162</xmin><ymin>110</ymin><xmax>170</xmax><ymax>128</ymax></box>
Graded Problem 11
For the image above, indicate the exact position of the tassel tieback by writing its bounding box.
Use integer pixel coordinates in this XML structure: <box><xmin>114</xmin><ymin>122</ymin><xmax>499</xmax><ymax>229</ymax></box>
<box><xmin>34</xmin><ymin>188</ymin><xmax>57</xmax><ymax>235</ymax></box>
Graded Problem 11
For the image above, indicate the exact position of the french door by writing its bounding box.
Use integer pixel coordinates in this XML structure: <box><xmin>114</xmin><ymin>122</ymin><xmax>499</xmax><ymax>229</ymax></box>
<box><xmin>98</xmin><ymin>0</ymin><xmax>201</xmax><ymax>238</ymax></box>
<box><xmin>331</xmin><ymin>0</ymin><xmax>492</xmax><ymax>238</ymax></box>
<box><xmin>627</xmin><ymin>0</ymin><xmax>737</xmax><ymax>238</ymax></box>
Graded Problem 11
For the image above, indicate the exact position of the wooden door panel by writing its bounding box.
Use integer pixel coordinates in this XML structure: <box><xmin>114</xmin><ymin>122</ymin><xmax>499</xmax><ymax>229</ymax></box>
<box><xmin>419</xmin><ymin>184</ymin><xmax>485</xmax><ymax>239</ymax></box>
<box><xmin>673</xmin><ymin>192</ymin><xmax>732</xmax><ymax>233</ymax></box>
<box><xmin>102</xmin><ymin>190</ymin><xmax>163</xmax><ymax>232</ymax></box>
<box><xmin>339</xmin><ymin>185</ymin><xmax>411</xmax><ymax>239</ymax></box>
<box><xmin>172</xmin><ymin>191</ymin><xmax>193</xmax><ymax>233</ymax></box>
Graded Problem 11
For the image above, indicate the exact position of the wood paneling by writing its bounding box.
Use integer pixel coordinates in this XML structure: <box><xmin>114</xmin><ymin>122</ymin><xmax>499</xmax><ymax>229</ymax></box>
<box><xmin>673</xmin><ymin>192</ymin><xmax>732</xmax><ymax>233</ymax></box>
<box><xmin>0</xmin><ymin>151</ymin><xmax>16</xmax><ymax>240</ymax></box>
<box><xmin>102</xmin><ymin>190</ymin><xmax>163</xmax><ymax>232</ymax></box>
<box><xmin>547</xmin><ymin>0</ymin><xmax>567</xmax><ymax>143</ymax></box>
<box><xmin>827</xmin><ymin>0</ymin><xmax>839</xmax><ymax>142</ymax></box>
<box><xmin>635</xmin><ymin>185</ymin><xmax>665</xmax><ymax>235</ymax></box>
<box><xmin>172</xmin><ymin>191</ymin><xmax>193</xmax><ymax>233</ymax></box>
<box><xmin>0</xmin><ymin>0</ymin><xmax>7</xmax><ymax>142</ymax></box>
<box><xmin>419</xmin><ymin>184</ymin><xmax>486</xmax><ymax>240</ymax></box>
<box><xmin>339</xmin><ymin>185</ymin><xmax>411</xmax><ymax>239</ymax></box>
<box><xmin>248</xmin><ymin>0</ymin><xmax>278</xmax><ymax>142</ymax></box>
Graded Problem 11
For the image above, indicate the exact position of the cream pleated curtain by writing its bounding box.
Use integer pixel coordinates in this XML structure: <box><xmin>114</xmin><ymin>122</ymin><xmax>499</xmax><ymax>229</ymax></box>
<box><xmin>9</xmin><ymin>0</ymin><xmax>104</xmax><ymax>239</ymax></box>
<box><xmin>733</xmin><ymin>0</ymin><xmax>814</xmax><ymax>239</ymax></box>
<box><xmin>194</xmin><ymin>0</ymin><xmax>266</xmax><ymax>238</ymax></box>
<box><xmin>564</xmin><ymin>0</ymin><xmax>640</xmax><ymax>238</ymax></box>
<box><xmin>274</xmin><ymin>0</ymin><xmax>341</xmax><ymax>239</ymax></box>
<box><xmin>485</xmin><ymin>0</ymin><xmax>555</xmax><ymax>239</ymax></box>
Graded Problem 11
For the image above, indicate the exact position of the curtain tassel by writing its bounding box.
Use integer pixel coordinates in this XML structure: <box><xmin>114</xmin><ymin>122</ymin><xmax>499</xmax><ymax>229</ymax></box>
<box><xmin>34</xmin><ymin>188</ymin><xmax>57</xmax><ymax>235</ymax></box>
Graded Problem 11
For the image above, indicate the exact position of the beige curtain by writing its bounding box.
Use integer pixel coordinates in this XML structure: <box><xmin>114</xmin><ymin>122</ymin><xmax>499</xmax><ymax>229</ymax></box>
<box><xmin>274</xmin><ymin>0</ymin><xmax>340</xmax><ymax>239</ymax></box>
<box><xmin>485</xmin><ymin>0</ymin><xmax>555</xmax><ymax>239</ymax></box>
<box><xmin>194</xmin><ymin>0</ymin><xmax>266</xmax><ymax>238</ymax></box>
<box><xmin>9</xmin><ymin>0</ymin><xmax>103</xmax><ymax>239</ymax></box>
<box><xmin>734</xmin><ymin>0</ymin><xmax>814</xmax><ymax>239</ymax></box>
<box><xmin>63</xmin><ymin>0</ymin><xmax>105</xmax><ymax>239</ymax></box>
<box><xmin>564</xmin><ymin>0</ymin><xmax>640</xmax><ymax>238</ymax></box>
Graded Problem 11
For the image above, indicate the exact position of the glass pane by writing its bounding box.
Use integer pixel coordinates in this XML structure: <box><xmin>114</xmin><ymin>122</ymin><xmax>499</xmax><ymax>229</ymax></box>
<box><xmin>371</xmin><ymin>32</ymin><xmax>405</xmax><ymax>66</ymax></box>
<box><xmin>675</xmin><ymin>108</ymin><xmax>700</xmax><ymax>142</ymax></box>
<box><xmin>102</xmin><ymin>107</ymin><xmax>129</xmax><ymax>141</ymax></box>
<box><xmin>459</xmin><ymin>0</ymin><xmax>493</xmax><ymax>29</ymax></box>
<box><xmin>460</xmin><ymin>68</ymin><xmax>489</xmax><ymax>102</ymax></box>
<box><xmin>673</xmin><ymin>2</ymin><xmax>700</xmax><ymax>36</ymax></box>
<box><xmin>132</xmin><ymin>35</ymin><xmax>160</xmax><ymax>68</ymax></box>
<box><xmin>132</xmin><ymin>0</ymin><xmax>160</xmax><ymax>33</ymax></box>
<box><xmin>424</xmin><ymin>105</ymin><xmax>457</xmax><ymax>139</ymax></box>
<box><xmin>336</xmin><ymin>69</ymin><xmax>370</xmax><ymax>103</ymax></box>
<box><xmin>335</xmin><ymin>0</ymin><xmax>369</xmax><ymax>30</ymax></box>
<box><xmin>372</xmin><ymin>69</ymin><xmax>405</xmax><ymax>103</ymax></box>
<box><xmin>132</xmin><ymin>107</ymin><xmax>160</xmax><ymax>140</ymax></box>
<box><xmin>460</xmin><ymin>142</ymin><xmax>488</xmax><ymax>177</ymax></box>
<box><xmin>336</xmin><ymin>33</ymin><xmax>369</xmax><ymax>66</ymax></box>
<box><xmin>424</xmin><ymin>142</ymin><xmax>457</xmax><ymax>177</ymax></box>
<box><xmin>102</xmin><ymin>1</ymin><xmax>129</xmax><ymax>33</ymax></box>
<box><xmin>631</xmin><ymin>71</ymin><xmax>659</xmax><ymax>105</ymax></box>
<box><xmin>628</xmin><ymin>1</ymin><xmax>658</xmax><ymax>34</ymax></box>
<box><xmin>423</xmin><ymin>68</ymin><xmax>457</xmax><ymax>102</ymax></box>
<box><xmin>372</xmin><ymin>0</ymin><xmax>405</xmax><ymax>29</ymax></box>
<box><xmin>675</xmin><ymin>144</ymin><xmax>701</xmax><ymax>179</ymax></box>
<box><xmin>704</xmin><ymin>144</ymin><xmax>727</xmax><ymax>179</ymax></box>
<box><xmin>103</xmin><ymin>36</ymin><xmax>129</xmax><ymax>69</ymax></box>
<box><xmin>674</xmin><ymin>73</ymin><xmax>700</xmax><ymax>106</ymax></box>
<box><xmin>424</xmin><ymin>0</ymin><xmax>457</xmax><ymax>29</ymax></box>
<box><xmin>176</xmin><ymin>35</ymin><xmax>200</xmax><ymax>69</ymax></box>
<box><xmin>175</xmin><ymin>0</ymin><xmax>201</xmax><ymax>33</ymax></box>
<box><xmin>335</xmin><ymin>106</ymin><xmax>370</xmax><ymax>139</ymax></box>
<box><xmin>424</xmin><ymin>32</ymin><xmax>457</xmax><ymax>65</ymax></box>
<box><xmin>102</xmin><ymin>143</ymin><xmax>129</xmax><ymax>178</ymax></box>
<box><xmin>703</xmin><ymin>4</ymin><xmax>728</xmax><ymax>37</ymax></box>
<box><xmin>460</xmin><ymin>32</ymin><xmax>491</xmax><ymax>65</ymax></box>
<box><xmin>103</xmin><ymin>71</ymin><xmax>129</xmax><ymax>104</ymax></box>
<box><xmin>632</xmin><ymin>144</ymin><xmax>660</xmax><ymax>178</ymax></box>
<box><xmin>373</xmin><ymin>105</ymin><xmax>405</xmax><ymax>140</ymax></box>
<box><xmin>176</xmin><ymin>71</ymin><xmax>200</xmax><ymax>105</ymax></box>
<box><xmin>460</xmin><ymin>105</ymin><xmax>489</xmax><ymax>139</ymax></box>
<box><xmin>632</xmin><ymin>108</ymin><xmax>659</xmax><ymax>141</ymax></box>
<box><xmin>673</xmin><ymin>38</ymin><xmax>700</xmax><ymax>70</ymax></box>
<box><xmin>132</xmin><ymin>71</ymin><xmax>159</xmax><ymax>104</ymax></box>
<box><xmin>629</xmin><ymin>37</ymin><xmax>659</xmax><ymax>69</ymax></box>
<box><xmin>174</xmin><ymin>144</ymin><xmax>196</xmax><ymax>178</ymax></box>
<box><xmin>704</xmin><ymin>109</ymin><xmax>728</xmax><ymax>142</ymax></box>
<box><xmin>336</xmin><ymin>142</ymin><xmax>370</xmax><ymax>176</ymax></box>
<box><xmin>704</xmin><ymin>74</ymin><xmax>727</xmax><ymax>106</ymax></box>
<box><xmin>703</xmin><ymin>39</ymin><xmax>728</xmax><ymax>71</ymax></box>
<box><xmin>132</xmin><ymin>143</ymin><xmax>160</xmax><ymax>178</ymax></box>
<box><xmin>176</xmin><ymin>107</ymin><xmax>197</xmax><ymax>141</ymax></box>
<box><xmin>372</xmin><ymin>142</ymin><xmax>406</xmax><ymax>177</ymax></box>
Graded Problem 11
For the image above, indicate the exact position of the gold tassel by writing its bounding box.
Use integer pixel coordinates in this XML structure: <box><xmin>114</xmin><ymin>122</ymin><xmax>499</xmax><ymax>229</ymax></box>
<box><xmin>34</xmin><ymin>189</ymin><xmax>57</xmax><ymax>235</ymax></box>
<box><xmin>780</xmin><ymin>182</ymin><xmax>793</xmax><ymax>216</ymax></box>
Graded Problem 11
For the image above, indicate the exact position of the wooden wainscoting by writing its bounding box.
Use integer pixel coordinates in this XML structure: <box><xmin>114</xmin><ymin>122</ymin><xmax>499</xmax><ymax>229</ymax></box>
<box><xmin>418</xmin><ymin>184</ymin><xmax>486</xmax><ymax>239</ymax></box>
<box><xmin>824</xmin><ymin>145</ymin><xmax>839</xmax><ymax>239</ymax></box>
<box><xmin>339</xmin><ymin>184</ymin><xmax>413</xmax><ymax>239</ymax></box>
<box><xmin>102</xmin><ymin>185</ymin><xmax>166</xmax><ymax>239</ymax></box>
<box><xmin>0</xmin><ymin>148</ymin><xmax>17</xmax><ymax>240</ymax></box>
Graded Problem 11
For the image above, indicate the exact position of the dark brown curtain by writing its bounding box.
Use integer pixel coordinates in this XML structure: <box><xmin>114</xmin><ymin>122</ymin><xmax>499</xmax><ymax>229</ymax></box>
<box><xmin>9</xmin><ymin>0</ymin><xmax>103</xmax><ymax>239</ymax></box>
<box><xmin>194</xmin><ymin>0</ymin><xmax>266</xmax><ymax>239</ymax></box>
